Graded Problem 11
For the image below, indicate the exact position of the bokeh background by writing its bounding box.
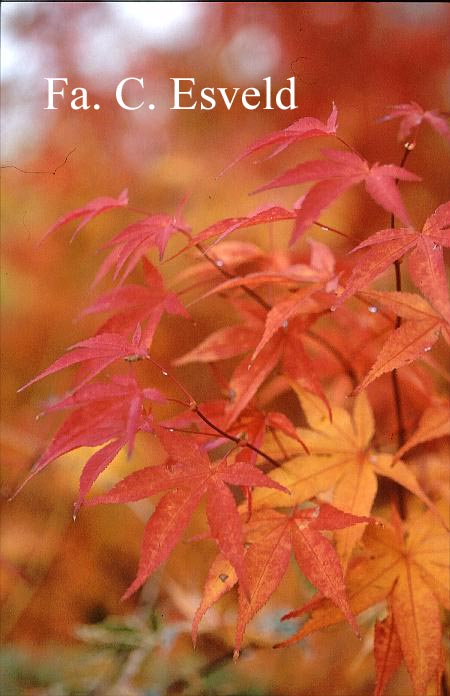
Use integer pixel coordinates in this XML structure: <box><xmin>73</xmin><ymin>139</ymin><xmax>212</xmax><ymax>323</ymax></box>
<box><xmin>1</xmin><ymin>3</ymin><xmax>449</xmax><ymax>694</ymax></box>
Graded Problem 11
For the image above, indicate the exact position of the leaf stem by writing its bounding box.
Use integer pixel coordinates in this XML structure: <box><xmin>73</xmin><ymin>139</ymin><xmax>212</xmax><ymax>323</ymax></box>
<box><xmin>335</xmin><ymin>135</ymin><xmax>362</xmax><ymax>158</ymax></box>
<box><xmin>313</xmin><ymin>220</ymin><xmax>359</xmax><ymax>243</ymax></box>
<box><xmin>148</xmin><ymin>355</ymin><xmax>280</xmax><ymax>468</ymax></box>
<box><xmin>194</xmin><ymin>406</ymin><xmax>281</xmax><ymax>467</ymax></box>
<box><xmin>146</xmin><ymin>354</ymin><xmax>194</xmax><ymax>403</ymax></box>
<box><xmin>195</xmin><ymin>242</ymin><xmax>272</xmax><ymax>311</ymax></box>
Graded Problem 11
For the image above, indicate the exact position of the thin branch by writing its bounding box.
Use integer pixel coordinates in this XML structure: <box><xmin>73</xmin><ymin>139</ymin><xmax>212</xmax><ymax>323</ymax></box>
<box><xmin>388</xmin><ymin>141</ymin><xmax>414</xmax><ymax>518</ymax></box>
<box><xmin>1</xmin><ymin>148</ymin><xmax>76</xmax><ymax>175</ymax></box>
<box><xmin>389</xmin><ymin>137</ymin><xmax>413</xmax><ymax>451</ymax></box>
<box><xmin>146</xmin><ymin>354</ymin><xmax>194</xmax><ymax>403</ymax></box>
<box><xmin>195</xmin><ymin>242</ymin><xmax>272</xmax><ymax>311</ymax></box>
<box><xmin>160</xmin><ymin>425</ymin><xmax>224</xmax><ymax>438</ymax></box>
<box><xmin>194</xmin><ymin>407</ymin><xmax>281</xmax><ymax>468</ymax></box>
<box><xmin>147</xmin><ymin>356</ymin><xmax>281</xmax><ymax>468</ymax></box>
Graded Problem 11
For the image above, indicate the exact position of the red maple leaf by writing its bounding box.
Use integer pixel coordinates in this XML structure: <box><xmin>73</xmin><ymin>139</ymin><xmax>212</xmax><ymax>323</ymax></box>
<box><xmin>192</xmin><ymin>503</ymin><xmax>374</xmax><ymax>656</ymax></box>
<box><xmin>93</xmin><ymin>211</ymin><xmax>190</xmax><ymax>286</ymax></box>
<box><xmin>18</xmin><ymin>325</ymin><xmax>148</xmax><ymax>395</ymax></box>
<box><xmin>176</xmin><ymin>295</ymin><xmax>328</xmax><ymax>426</ymax></box>
<box><xmin>221</xmin><ymin>103</ymin><xmax>338</xmax><ymax>174</ymax></box>
<box><xmin>353</xmin><ymin>291</ymin><xmax>450</xmax><ymax>393</ymax></box>
<box><xmin>82</xmin><ymin>258</ymin><xmax>188</xmax><ymax>347</ymax></box>
<box><xmin>41</xmin><ymin>189</ymin><xmax>129</xmax><ymax>243</ymax></box>
<box><xmin>253</xmin><ymin>149</ymin><xmax>420</xmax><ymax>243</ymax></box>
<box><xmin>337</xmin><ymin>201</ymin><xmax>450</xmax><ymax>321</ymax></box>
<box><xmin>176</xmin><ymin>243</ymin><xmax>336</xmax><ymax>422</ymax></box>
<box><xmin>182</xmin><ymin>204</ymin><xmax>296</xmax><ymax>252</ymax></box>
<box><xmin>381</xmin><ymin>101</ymin><xmax>450</xmax><ymax>142</ymax></box>
<box><xmin>13</xmin><ymin>376</ymin><xmax>163</xmax><ymax>505</ymax></box>
<box><xmin>87</xmin><ymin>427</ymin><xmax>288</xmax><ymax>598</ymax></box>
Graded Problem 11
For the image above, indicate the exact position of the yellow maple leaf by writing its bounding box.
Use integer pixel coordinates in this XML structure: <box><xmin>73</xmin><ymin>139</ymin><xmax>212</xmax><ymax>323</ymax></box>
<box><xmin>277</xmin><ymin>508</ymin><xmax>449</xmax><ymax>696</ymax></box>
<box><xmin>251</xmin><ymin>386</ymin><xmax>439</xmax><ymax>568</ymax></box>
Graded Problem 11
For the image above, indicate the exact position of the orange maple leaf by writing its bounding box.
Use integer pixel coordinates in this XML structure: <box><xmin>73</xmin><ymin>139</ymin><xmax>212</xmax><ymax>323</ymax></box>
<box><xmin>278</xmin><ymin>508</ymin><xmax>449</xmax><ymax>696</ymax></box>
<box><xmin>249</xmin><ymin>386</ymin><xmax>439</xmax><ymax>568</ymax></box>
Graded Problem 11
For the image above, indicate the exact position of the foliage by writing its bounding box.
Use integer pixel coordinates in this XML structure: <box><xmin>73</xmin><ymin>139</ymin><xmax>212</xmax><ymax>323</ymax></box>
<box><xmin>15</xmin><ymin>102</ymin><xmax>450</xmax><ymax>696</ymax></box>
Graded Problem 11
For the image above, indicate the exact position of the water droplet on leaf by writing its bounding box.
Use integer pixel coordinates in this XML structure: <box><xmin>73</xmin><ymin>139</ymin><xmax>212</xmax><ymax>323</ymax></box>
<box><xmin>330</xmin><ymin>305</ymin><xmax>336</xmax><ymax>312</ymax></box>
<box><xmin>219</xmin><ymin>574</ymin><xmax>228</xmax><ymax>582</ymax></box>
<box><xmin>162</xmin><ymin>370</ymin><xmax>168</xmax><ymax>376</ymax></box>
<box><xmin>424</xmin><ymin>346</ymin><xmax>432</xmax><ymax>352</ymax></box>
<box><xmin>215</xmin><ymin>259</ymin><xmax>224</xmax><ymax>268</ymax></box>
<box><xmin>368</xmin><ymin>306</ymin><xmax>378</xmax><ymax>314</ymax></box>
<box><xmin>281</xmin><ymin>319</ymin><xmax>289</xmax><ymax>329</ymax></box>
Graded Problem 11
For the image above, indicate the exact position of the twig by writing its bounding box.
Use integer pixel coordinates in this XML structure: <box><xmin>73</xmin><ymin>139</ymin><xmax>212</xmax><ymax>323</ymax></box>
<box><xmin>148</xmin><ymin>355</ymin><xmax>281</xmax><ymax>468</ymax></box>
<box><xmin>1</xmin><ymin>148</ymin><xmax>76</xmax><ymax>175</ymax></box>
<box><xmin>195</xmin><ymin>242</ymin><xmax>272</xmax><ymax>311</ymax></box>
<box><xmin>194</xmin><ymin>406</ymin><xmax>281</xmax><ymax>468</ymax></box>
<box><xmin>388</xmin><ymin>141</ymin><xmax>414</xmax><ymax>519</ymax></box>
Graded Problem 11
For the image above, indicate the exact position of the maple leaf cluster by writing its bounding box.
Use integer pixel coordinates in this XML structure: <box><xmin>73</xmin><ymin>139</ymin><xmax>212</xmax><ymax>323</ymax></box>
<box><xmin>18</xmin><ymin>101</ymin><xmax>449</xmax><ymax>696</ymax></box>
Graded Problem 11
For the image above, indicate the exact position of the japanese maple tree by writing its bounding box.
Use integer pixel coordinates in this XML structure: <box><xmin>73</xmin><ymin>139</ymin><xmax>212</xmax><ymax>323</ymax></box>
<box><xmin>18</xmin><ymin>101</ymin><xmax>449</xmax><ymax>696</ymax></box>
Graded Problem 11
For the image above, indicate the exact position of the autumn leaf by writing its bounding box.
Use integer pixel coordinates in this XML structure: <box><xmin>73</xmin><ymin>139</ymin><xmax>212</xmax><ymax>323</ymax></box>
<box><xmin>229</xmin><ymin>504</ymin><xmax>372</xmax><ymax>657</ymax></box>
<box><xmin>249</xmin><ymin>387</ymin><xmax>437</xmax><ymax>567</ymax></box>
<box><xmin>190</xmin><ymin>257</ymin><xmax>333</xmax><ymax>311</ymax></box>
<box><xmin>18</xmin><ymin>326</ymin><xmax>149</xmax><ymax>396</ymax></box>
<box><xmin>221</xmin><ymin>102</ymin><xmax>338</xmax><ymax>174</ymax></box>
<box><xmin>184</xmin><ymin>204</ymin><xmax>297</xmax><ymax>250</ymax></box>
<box><xmin>337</xmin><ymin>201</ymin><xmax>450</xmax><ymax>321</ymax></box>
<box><xmin>41</xmin><ymin>189</ymin><xmax>129</xmax><ymax>243</ymax></box>
<box><xmin>178</xmin><ymin>239</ymin><xmax>337</xmax><ymax>419</ymax></box>
<box><xmin>221</xmin><ymin>311</ymin><xmax>330</xmax><ymax>428</ymax></box>
<box><xmin>83</xmin><ymin>258</ymin><xmax>188</xmax><ymax>347</ymax></box>
<box><xmin>373</xmin><ymin>610</ymin><xmax>403</xmax><ymax>696</ymax></box>
<box><xmin>224</xmin><ymin>334</ymin><xmax>284</xmax><ymax>429</ymax></box>
<box><xmin>15</xmin><ymin>98</ymin><xmax>450</xmax><ymax>688</ymax></box>
<box><xmin>279</xmin><ymin>510</ymin><xmax>449</xmax><ymax>696</ymax></box>
<box><xmin>192</xmin><ymin>504</ymin><xmax>373</xmax><ymax>656</ymax></box>
<box><xmin>172</xmin><ymin>240</ymin><xmax>264</xmax><ymax>294</ymax></box>
<box><xmin>12</xmin><ymin>375</ymin><xmax>160</xmax><ymax>503</ymax></box>
<box><xmin>87</xmin><ymin>427</ymin><xmax>287</xmax><ymax>598</ymax></box>
<box><xmin>173</xmin><ymin>324</ymin><xmax>261</xmax><ymax>366</ymax></box>
<box><xmin>192</xmin><ymin>554</ymin><xmax>237</xmax><ymax>646</ymax></box>
<box><xmin>353</xmin><ymin>291</ymin><xmax>450</xmax><ymax>393</ymax></box>
<box><xmin>381</xmin><ymin>101</ymin><xmax>450</xmax><ymax>142</ymax></box>
<box><xmin>253</xmin><ymin>149</ymin><xmax>420</xmax><ymax>243</ymax></box>
<box><xmin>93</xmin><ymin>210</ymin><xmax>190</xmax><ymax>286</ymax></box>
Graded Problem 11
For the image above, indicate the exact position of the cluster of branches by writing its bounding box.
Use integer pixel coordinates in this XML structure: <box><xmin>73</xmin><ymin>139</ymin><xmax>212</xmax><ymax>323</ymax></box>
<box><xmin>18</xmin><ymin>101</ymin><xmax>449</xmax><ymax>696</ymax></box>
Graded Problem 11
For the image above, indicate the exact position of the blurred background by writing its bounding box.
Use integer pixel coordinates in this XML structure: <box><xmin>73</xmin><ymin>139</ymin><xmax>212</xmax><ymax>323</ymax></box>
<box><xmin>1</xmin><ymin>3</ymin><xmax>449</xmax><ymax>694</ymax></box>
